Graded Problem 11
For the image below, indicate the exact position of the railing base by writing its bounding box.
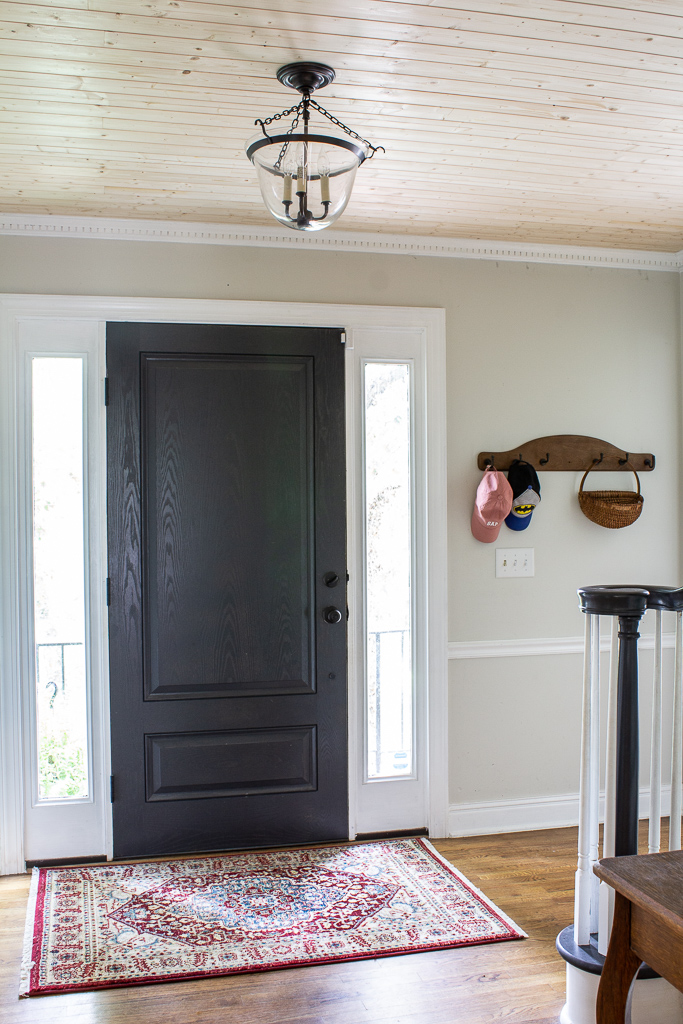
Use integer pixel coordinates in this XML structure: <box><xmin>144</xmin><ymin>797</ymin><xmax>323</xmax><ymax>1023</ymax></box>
<box><xmin>556</xmin><ymin>925</ymin><xmax>657</xmax><ymax>979</ymax></box>
<box><xmin>561</xmin><ymin>962</ymin><xmax>683</xmax><ymax>1024</ymax></box>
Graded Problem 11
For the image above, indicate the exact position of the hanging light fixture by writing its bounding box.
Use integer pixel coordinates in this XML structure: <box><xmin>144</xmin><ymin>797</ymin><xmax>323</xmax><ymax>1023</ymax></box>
<box><xmin>245</xmin><ymin>62</ymin><xmax>383</xmax><ymax>232</ymax></box>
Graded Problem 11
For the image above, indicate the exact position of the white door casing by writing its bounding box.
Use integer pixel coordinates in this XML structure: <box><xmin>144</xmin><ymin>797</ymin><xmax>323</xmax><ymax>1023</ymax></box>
<box><xmin>0</xmin><ymin>296</ymin><xmax>447</xmax><ymax>874</ymax></box>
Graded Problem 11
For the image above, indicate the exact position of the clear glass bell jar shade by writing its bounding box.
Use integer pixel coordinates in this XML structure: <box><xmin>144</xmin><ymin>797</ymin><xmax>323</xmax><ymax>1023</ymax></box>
<box><xmin>246</xmin><ymin>133</ymin><xmax>367</xmax><ymax>232</ymax></box>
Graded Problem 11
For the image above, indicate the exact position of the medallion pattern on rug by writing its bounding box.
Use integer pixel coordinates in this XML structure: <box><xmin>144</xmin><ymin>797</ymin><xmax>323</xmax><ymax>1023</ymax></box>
<box><xmin>20</xmin><ymin>838</ymin><xmax>525</xmax><ymax>996</ymax></box>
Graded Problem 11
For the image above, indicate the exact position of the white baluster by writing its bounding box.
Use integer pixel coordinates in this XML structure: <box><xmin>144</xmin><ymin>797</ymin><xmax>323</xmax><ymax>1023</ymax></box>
<box><xmin>589</xmin><ymin>615</ymin><xmax>601</xmax><ymax>938</ymax></box>
<box><xmin>649</xmin><ymin>610</ymin><xmax>663</xmax><ymax>854</ymax></box>
<box><xmin>671</xmin><ymin>611</ymin><xmax>683</xmax><ymax>851</ymax></box>
<box><xmin>575</xmin><ymin>613</ymin><xmax>594</xmax><ymax>946</ymax></box>
<box><xmin>598</xmin><ymin>616</ymin><xmax>619</xmax><ymax>955</ymax></box>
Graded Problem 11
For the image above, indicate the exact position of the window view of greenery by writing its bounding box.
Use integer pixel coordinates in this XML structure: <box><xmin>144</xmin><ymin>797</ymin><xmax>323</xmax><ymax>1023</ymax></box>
<box><xmin>32</xmin><ymin>357</ymin><xmax>89</xmax><ymax>801</ymax></box>
<box><xmin>364</xmin><ymin>361</ymin><xmax>413</xmax><ymax>780</ymax></box>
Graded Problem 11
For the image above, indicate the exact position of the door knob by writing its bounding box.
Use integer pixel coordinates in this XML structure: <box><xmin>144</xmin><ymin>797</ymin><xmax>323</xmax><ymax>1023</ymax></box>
<box><xmin>323</xmin><ymin>606</ymin><xmax>342</xmax><ymax>624</ymax></box>
<box><xmin>323</xmin><ymin>572</ymin><xmax>340</xmax><ymax>588</ymax></box>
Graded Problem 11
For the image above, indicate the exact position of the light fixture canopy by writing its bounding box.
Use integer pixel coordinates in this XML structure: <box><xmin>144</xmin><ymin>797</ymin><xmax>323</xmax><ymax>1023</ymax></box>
<box><xmin>245</xmin><ymin>62</ymin><xmax>383</xmax><ymax>232</ymax></box>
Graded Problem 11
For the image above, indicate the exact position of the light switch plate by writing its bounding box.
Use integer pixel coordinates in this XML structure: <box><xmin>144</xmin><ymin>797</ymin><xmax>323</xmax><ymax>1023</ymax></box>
<box><xmin>496</xmin><ymin>548</ymin><xmax>534</xmax><ymax>578</ymax></box>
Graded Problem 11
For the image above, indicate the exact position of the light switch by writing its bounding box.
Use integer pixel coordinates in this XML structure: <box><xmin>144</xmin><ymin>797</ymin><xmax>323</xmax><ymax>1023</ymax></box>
<box><xmin>496</xmin><ymin>548</ymin><xmax>534</xmax><ymax>578</ymax></box>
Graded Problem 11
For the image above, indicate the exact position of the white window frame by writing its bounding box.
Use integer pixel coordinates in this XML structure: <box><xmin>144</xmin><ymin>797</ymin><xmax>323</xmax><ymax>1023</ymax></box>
<box><xmin>24</xmin><ymin>353</ymin><xmax>94</xmax><ymax>808</ymax></box>
<box><xmin>0</xmin><ymin>316</ymin><xmax>110</xmax><ymax>868</ymax></box>
<box><xmin>0</xmin><ymin>296</ymin><xmax>447</xmax><ymax>874</ymax></box>
<box><xmin>361</xmin><ymin>356</ymin><xmax>417</xmax><ymax>784</ymax></box>
<box><xmin>347</xmin><ymin>329</ymin><xmax>445</xmax><ymax>835</ymax></box>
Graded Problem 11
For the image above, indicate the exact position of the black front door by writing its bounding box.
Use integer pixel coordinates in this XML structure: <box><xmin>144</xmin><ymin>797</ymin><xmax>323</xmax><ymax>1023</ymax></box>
<box><xmin>107</xmin><ymin>323</ymin><xmax>347</xmax><ymax>859</ymax></box>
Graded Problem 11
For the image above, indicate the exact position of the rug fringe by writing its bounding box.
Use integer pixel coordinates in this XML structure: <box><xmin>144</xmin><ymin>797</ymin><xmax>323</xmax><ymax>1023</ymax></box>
<box><xmin>18</xmin><ymin>867</ymin><xmax>40</xmax><ymax>997</ymax></box>
<box><xmin>419</xmin><ymin>839</ymin><xmax>528</xmax><ymax>938</ymax></box>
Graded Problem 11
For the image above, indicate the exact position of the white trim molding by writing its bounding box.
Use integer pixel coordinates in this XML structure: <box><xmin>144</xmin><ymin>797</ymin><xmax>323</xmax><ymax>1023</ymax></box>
<box><xmin>1</xmin><ymin>214</ymin><xmax>681</xmax><ymax>272</ymax></box>
<box><xmin>449</xmin><ymin>784</ymin><xmax>673</xmax><ymax>838</ymax></box>
<box><xmin>346</xmin><ymin>325</ymin><xmax>448</xmax><ymax>840</ymax></box>
<box><xmin>14</xmin><ymin>325</ymin><xmax>110</xmax><ymax>865</ymax></box>
<box><xmin>449</xmin><ymin>632</ymin><xmax>676</xmax><ymax>660</ymax></box>
<box><xmin>0</xmin><ymin>314</ymin><xmax>23</xmax><ymax>876</ymax></box>
<box><xmin>0</xmin><ymin>295</ymin><xmax>448</xmax><ymax>872</ymax></box>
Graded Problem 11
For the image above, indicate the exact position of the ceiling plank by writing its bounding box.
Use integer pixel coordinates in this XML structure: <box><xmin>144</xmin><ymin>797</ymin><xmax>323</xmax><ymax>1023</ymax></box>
<box><xmin>1</xmin><ymin>0</ymin><xmax>682</xmax><ymax>250</ymax></box>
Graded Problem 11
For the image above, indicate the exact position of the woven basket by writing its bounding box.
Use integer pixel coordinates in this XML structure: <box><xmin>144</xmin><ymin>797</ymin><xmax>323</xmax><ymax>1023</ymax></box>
<box><xmin>578</xmin><ymin>464</ymin><xmax>643</xmax><ymax>529</ymax></box>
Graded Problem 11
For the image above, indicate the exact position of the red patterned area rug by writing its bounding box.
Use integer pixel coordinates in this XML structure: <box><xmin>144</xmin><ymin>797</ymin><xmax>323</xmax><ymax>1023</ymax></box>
<box><xmin>20</xmin><ymin>837</ymin><xmax>525</xmax><ymax>996</ymax></box>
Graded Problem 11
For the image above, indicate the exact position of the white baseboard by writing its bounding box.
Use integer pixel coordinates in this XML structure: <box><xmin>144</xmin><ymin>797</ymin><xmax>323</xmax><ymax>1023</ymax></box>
<box><xmin>449</xmin><ymin>785</ymin><xmax>673</xmax><ymax>837</ymax></box>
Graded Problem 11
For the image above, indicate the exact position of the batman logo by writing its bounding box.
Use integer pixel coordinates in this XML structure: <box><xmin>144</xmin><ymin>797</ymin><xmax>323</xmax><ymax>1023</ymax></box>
<box><xmin>513</xmin><ymin>504</ymin><xmax>534</xmax><ymax>516</ymax></box>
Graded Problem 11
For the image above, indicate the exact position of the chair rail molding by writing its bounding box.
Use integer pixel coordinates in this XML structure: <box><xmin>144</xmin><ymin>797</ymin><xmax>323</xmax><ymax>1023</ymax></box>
<box><xmin>448</xmin><ymin>634</ymin><xmax>676</xmax><ymax>660</ymax></box>
<box><xmin>0</xmin><ymin>214</ymin><xmax>681</xmax><ymax>272</ymax></box>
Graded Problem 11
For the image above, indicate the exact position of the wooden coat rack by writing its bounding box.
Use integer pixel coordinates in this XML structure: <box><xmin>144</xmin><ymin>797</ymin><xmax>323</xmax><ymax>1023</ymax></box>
<box><xmin>477</xmin><ymin>435</ymin><xmax>655</xmax><ymax>473</ymax></box>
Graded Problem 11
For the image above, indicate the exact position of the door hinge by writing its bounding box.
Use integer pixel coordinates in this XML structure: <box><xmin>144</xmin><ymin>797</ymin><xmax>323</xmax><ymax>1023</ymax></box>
<box><xmin>104</xmin><ymin>377</ymin><xmax>109</xmax><ymax>406</ymax></box>
<box><xmin>340</xmin><ymin>332</ymin><xmax>346</xmax><ymax>345</ymax></box>
<box><xmin>106</xmin><ymin>578</ymin><xmax>111</xmax><ymax>606</ymax></box>
<box><xmin>110</xmin><ymin>775</ymin><xmax>115</xmax><ymax>802</ymax></box>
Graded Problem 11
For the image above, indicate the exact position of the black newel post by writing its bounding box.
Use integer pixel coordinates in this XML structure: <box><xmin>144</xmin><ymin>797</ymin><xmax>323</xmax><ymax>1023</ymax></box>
<box><xmin>615</xmin><ymin>611</ymin><xmax>642</xmax><ymax>857</ymax></box>
<box><xmin>556</xmin><ymin>586</ymin><xmax>650</xmax><ymax>978</ymax></box>
<box><xmin>556</xmin><ymin>584</ymin><xmax>683</xmax><ymax>1013</ymax></box>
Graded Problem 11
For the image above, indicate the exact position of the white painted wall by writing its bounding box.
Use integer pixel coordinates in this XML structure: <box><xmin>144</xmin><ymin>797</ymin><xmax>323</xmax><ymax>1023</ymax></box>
<box><xmin>1</xmin><ymin>235</ymin><xmax>680</xmax><ymax>835</ymax></box>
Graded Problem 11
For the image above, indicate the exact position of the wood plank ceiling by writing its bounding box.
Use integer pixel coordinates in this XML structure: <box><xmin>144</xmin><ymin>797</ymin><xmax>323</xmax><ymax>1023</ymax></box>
<box><xmin>1</xmin><ymin>0</ymin><xmax>683</xmax><ymax>251</ymax></box>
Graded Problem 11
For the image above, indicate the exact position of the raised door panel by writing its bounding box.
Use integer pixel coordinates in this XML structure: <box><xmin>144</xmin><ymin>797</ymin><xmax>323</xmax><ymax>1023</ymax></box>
<box><xmin>142</xmin><ymin>354</ymin><xmax>315</xmax><ymax>699</ymax></box>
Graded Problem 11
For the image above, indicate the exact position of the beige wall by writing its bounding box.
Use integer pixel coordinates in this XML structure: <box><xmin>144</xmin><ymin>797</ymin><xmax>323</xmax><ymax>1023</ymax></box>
<box><xmin>2</xmin><ymin>235</ymin><xmax>680</xmax><ymax>822</ymax></box>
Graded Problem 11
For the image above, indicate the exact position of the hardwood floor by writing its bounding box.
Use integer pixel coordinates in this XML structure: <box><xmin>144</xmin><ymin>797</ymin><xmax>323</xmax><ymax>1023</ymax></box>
<box><xmin>0</xmin><ymin>827</ymin><xmax>586</xmax><ymax>1024</ymax></box>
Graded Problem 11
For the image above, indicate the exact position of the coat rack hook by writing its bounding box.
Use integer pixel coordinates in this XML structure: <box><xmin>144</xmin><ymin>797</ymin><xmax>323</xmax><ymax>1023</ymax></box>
<box><xmin>477</xmin><ymin>437</ymin><xmax>655</xmax><ymax>473</ymax></box>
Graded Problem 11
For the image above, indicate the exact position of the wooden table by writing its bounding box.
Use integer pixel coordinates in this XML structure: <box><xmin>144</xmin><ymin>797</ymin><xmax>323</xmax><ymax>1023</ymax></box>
<box><xmin>594</xmin><ymin>850</ymin><xmax>683</xmax><ymax>1023</ymax></box>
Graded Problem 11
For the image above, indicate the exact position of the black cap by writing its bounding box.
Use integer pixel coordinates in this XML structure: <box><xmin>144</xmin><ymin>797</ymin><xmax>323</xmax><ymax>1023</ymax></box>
<box><xmin>507</xmin><ymin>459</ymin><xmax>540</xmax><ymax>499</ymax></box>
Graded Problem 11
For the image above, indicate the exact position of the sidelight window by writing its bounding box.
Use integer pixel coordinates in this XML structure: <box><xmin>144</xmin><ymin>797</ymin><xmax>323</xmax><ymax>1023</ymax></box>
<box><xmin>31</xmin><ymin>357</ymin><xmax>89</xmax><ymax>801</ymax></box>
<box><xmin>364</xmin><ymin>361</ymin><xmax>414</xmax><ymax>780</ymax></box>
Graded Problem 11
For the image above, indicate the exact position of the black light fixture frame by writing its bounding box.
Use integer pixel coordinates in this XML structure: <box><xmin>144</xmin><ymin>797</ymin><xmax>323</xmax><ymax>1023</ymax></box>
<box><xmin>245</xmin><ymin>61</ymin><xmax>383</xmax><ymax>229</ymax></box>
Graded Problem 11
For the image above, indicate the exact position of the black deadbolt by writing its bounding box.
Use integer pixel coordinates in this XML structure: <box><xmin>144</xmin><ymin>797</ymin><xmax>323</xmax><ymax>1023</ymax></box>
<box><xmin>323</xmin><ymin>606</ymin><xmax>342</xmax><ymax>624</ymax></box>
<box><xmin>323</xmin><ymin>572</ymin><xmax>340</xmax><ymax>588</ymax></box>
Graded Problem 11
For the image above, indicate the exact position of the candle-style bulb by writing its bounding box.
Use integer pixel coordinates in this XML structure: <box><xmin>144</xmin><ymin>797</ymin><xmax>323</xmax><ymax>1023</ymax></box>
<box><xmin>281</xmin><ymin>152</ymin><xmax>295</xmax><ymax>203</ymax></box>
<box><xmin>318</xmin><ymin>150</ymin><xmax>331</xmax><ymax>203</ymax></box>
<box><xmin>282</xmin><ymin>174</ymin><xmax>292</xmax><ymax>203</ymax></box>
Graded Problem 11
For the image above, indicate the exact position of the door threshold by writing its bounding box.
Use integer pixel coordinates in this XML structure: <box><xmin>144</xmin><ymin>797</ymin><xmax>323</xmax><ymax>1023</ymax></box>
<box><xmin>27</xmin><ymin>835</ymin><xmax>429</xmax><ymax>871</ymax></box>
<box><xmin>354</xmin><ymin>828</ymin><xmax>429</xmax><ymax>841</ymax></box>
<box><xmin>26</xmin><ymin>855</ymin><xmax>108</xmax><ymax>869</ymax></box>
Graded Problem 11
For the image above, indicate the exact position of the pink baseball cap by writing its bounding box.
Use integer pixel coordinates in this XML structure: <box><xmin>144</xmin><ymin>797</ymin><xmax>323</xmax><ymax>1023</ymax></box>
<box><xmin>471</xmin><ymin>468</ymin><xmax>513</xmax><ymax>543</ymax></box>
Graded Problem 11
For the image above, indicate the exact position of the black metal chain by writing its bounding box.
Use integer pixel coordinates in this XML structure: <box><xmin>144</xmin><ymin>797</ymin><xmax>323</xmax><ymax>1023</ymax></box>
<box><xmin>255</xmin><ymin>101</ymin><xmax>305</xmax><ymax>170</ymax></box>
<box><xmin>254</xmin><ymin>97</ymin><xmax>384</xmax><ymax>160</ymax></box>
<box><xmin>275</xmin><ymin>106</ymin><xmax>302</xmax><ymax>170</ymax></box>
<box><xmin>308</xmin><ymin>98</ymin><xmax>384</xmax><ymax>157</ymax></box>
<box><xmin>254</xmin><ymin>102</ymin><xmax>303</xmax><ymax>140</ymax></box>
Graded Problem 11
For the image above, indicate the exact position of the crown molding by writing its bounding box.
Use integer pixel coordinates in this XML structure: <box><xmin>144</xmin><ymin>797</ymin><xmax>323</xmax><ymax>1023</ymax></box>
<box><xmin>0</xmin><ymin>214</ymin><xmax>681</xmax><ymax>272</ymax></box>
